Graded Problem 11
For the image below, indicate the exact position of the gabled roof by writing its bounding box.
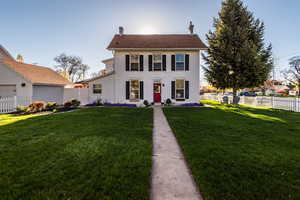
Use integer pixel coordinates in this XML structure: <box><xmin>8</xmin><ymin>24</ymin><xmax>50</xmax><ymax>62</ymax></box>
<box><xmin>0</xmin><ymin>45</ymin><xmax>15</xmax><ymax>60</ymax></box>
<box><xmin>76</xmin><ymin>71</ymin><xmax>114</xmax><ymax>84</ymax></box>
<box><xmin>0</xmin><ymin>58</ymin><xmax>71</xmax><ymax>85</ymax></box>
<box><xmin>107</xmin><ymin>34</ymin><xmax>207</xmax><ymax>50</ymax></box>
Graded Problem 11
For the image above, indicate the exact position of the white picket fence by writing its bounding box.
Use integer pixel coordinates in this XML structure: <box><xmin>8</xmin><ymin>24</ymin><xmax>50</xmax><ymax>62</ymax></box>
<box><xmin>63</xmin><ymin>88</ymin><xmax>89</xmax><ymax>105</ymax></box>
<box><xmin>201</xmin><ymin>94</ymin><xmax>300</xmax><ymax>112</ymax></box>
<box><xmin>0</xmin><ymin>96</ymin><xmax>32</xmax><ymax>114</ymax></box>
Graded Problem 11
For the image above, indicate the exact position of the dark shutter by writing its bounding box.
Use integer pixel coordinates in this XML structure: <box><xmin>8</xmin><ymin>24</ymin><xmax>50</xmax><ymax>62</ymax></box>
<box><xmin>139</xmin><ymin>55</ymin><xmax>144</xmax><ymax>71</ymax></box>
<box><xmin>126</xmin><ymin>81</ymin><xmax>130</xmax><ymax>100</ymax></box>
<box><xmin>140</xmin><ymin>81</ymin><xmax>144</xmax><ymax>100</ymax></box>
<box><xmin>171</xmin><ymin>81</ymin><xmax>175</xmax><ymax>99</ymax></box>
<box><xmin>171</xmin><ymin>55</ymin><xmax>175</xmax><ymax>71</ymax></box>
<box><xmin>148</xmin><ymin>55</ymin><xmax>153</xmax><ymax>71</ymax></box>
<box><xmin>185</xmin><ymin>81</ymin><xmax>189</xmax><ymax>99</ymax></box>
<box><xmin>162</xmin><ymin>55</ymin><xmax>166</xmax><ymax>71</ymax></box>
<box><xmin>185</xmin><ymin>54</ymin><xmax>189</xmax><ymax>71</ymax></box>
<box><xmin>125</xmin><ymin>55</ymin><xmax>130</xmax><ymax>71</ymax></box>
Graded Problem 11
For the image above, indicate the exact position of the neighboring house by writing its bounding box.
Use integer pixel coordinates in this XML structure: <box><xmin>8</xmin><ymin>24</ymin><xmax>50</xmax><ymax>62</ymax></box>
<box><xmin>0</xmin><ymin>45</ymin><xmax>71</xmax><ymax>104</ymax></box>
<box><xmin>83</xmin><ymin>24</ymin><xmax>207</xmax><ymax>104</ymax></box>
<box><xmin>0</xmin><ymin>45</ymin><xmax>15</xmax><ymax>60</ymax></box>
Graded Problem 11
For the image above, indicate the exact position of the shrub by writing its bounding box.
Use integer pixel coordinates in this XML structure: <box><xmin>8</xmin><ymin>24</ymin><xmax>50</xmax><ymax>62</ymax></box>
<box><xmin>71</xmin><ymin>99</ymin><xmax>80</xmax><ymax>107</ymax></box>
<box><xmin>45</xmin><ymin>102</ymin><xmax>57</xmax><ymax>111</ymax></box>
<box><xmin>166</xmin><ymin>98</ymin><xmax>172</xmax><ymax>106</ymax></box>
<box><xmin>94</xmin><ymin>99</ymin><xmax>103</xmax><ymax>106</ymax></box>
<box><xmin>16</xmin><ymin>105</ymin><xmax>29</xmax><ymax>113</ymax></box>
<box><xmin>64</xmin><ymin>101</ymin><xmax>72</xmax><ymax>109</ymax></box>
<box><xmin>143</xmin><ymin>100</ymin><xmax>149</xmax><ymax>107</ymax></box>
<box><xmin>28</xmin><ymin>101</ymin><xmax>45</xmax><ymax>113</ymax></box>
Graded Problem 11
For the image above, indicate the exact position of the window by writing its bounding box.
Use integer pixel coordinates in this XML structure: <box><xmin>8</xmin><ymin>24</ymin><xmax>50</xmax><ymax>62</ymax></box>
<box><xmin>130</xmin><ymin>80</ymin><xmax>140</xmax><ymax>100</ymax></box>
<box><xmin>175</xmin><ymin>79</ymin><xmax>185</xmax><ymax>100</ymax></box>
<box><xmin>153</xmin><ymin>54</ymin><xmax>162</xmax><ymax>71</ymax></box>
<box><xmin>130</xmin><ymin>54</ymin><xmax>139</xmax><ymax>71</ymax></box>
<box><xmin>175</xmin><ymin>54</ymin><xmax>185</xmax><ymax>70</ymax></box>
<box><xmin>93</xmin><ymin>84</ymin><xmax>102</xmax><ymax>94</ymax></box>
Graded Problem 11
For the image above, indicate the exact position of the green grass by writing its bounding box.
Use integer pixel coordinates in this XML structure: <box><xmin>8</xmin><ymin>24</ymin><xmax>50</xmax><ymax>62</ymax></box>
<box><xmin>0</xmin><ymin>108</ymin><xmax>153</xmax><ymax>200</ymax></box>
<box><xmin>163</xmin><ymin>101</ymin><xmax>300</xmax><ymax>200</ymax></box>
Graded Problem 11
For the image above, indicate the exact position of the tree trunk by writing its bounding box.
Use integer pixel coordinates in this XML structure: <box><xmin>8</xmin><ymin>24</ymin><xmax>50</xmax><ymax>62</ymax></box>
<box><xmin>232</xmin><ymin>88</ymin><xmax>239</xmax><ymax>104</ymax></box>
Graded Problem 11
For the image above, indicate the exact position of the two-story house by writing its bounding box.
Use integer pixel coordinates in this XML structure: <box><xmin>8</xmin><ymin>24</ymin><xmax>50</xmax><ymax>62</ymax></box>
<box><xmin>87</xmin><ymin>25</ymin><xmax>207</xmax><ymax>104</ymax></box>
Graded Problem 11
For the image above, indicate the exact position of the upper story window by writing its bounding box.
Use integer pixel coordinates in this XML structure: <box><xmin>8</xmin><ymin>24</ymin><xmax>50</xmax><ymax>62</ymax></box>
<box><xmin>93</xmin><ymin>84</ymin><xmax>102</xmax><ymax>94</ymax></box>
<box><xmin>130</xmin><ymin>54</ymin><xmax>139</xmax><ymax>71</ymax></box>
<box><xmin>176</xmin><ymin>54</ymin><xmax>185</xmax><ymax>71</ymax></box>
<box><xmin>153</xmin><ymin>54</ymin><xmax>162</xmax><ymax>71</ymax></box>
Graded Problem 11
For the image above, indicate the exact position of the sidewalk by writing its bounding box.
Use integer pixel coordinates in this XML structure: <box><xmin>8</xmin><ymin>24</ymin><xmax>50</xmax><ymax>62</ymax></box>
<box><xmin>151</xmin><ymin>106</ymin><xmax>202</xmax><ymax>200</ymax></box>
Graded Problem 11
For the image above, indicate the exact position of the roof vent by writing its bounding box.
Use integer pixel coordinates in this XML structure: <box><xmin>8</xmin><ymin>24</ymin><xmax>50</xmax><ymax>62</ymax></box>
<box><xmin>119</xmin><ymin>26</ymin><xmax>124</xmax><ymax>36</ymax></box>
<box><xmin>188</xmin><ymin>21</ymin><xmax>194</xmax><ymax>34</ymax></box>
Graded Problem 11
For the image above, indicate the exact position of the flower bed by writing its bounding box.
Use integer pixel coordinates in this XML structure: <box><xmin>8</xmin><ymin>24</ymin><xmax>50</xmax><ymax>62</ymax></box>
<box><xmin>104</xmin><ymin>103</ymin><xmax>137</xmax><ymax>107</ymax></box>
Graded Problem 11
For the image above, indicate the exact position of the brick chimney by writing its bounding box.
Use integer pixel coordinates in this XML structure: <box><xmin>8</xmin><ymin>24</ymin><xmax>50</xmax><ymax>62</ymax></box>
<box><xmin>119</xmin><ymin>26</ymin><xmax>124</xmax><ymax>35</ymax></box>
<box><xmin>188</xmin><ymin>21</ymin><xmax>194</xmax><ymax>34</ymax></box>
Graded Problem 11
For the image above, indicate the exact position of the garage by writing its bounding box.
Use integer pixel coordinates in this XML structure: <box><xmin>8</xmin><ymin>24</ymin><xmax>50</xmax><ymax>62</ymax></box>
<box><xmin>32</xmin><ymin>85</ymin><xmax>64</xmax><ymax>104</ymax></box>
<box><xmin>0</xmin><ymin>85</ymin><xmax>16</xmax><ymax>97</ymax></box>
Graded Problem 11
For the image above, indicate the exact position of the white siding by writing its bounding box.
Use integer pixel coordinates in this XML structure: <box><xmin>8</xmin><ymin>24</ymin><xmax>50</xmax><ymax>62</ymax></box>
<box><xmin>32</xmin><ymin>85</ymin><xmax>64</xmax><ymax>103</ymax></box>
<box><xmin>0</xmin><ymin>62</ymin><xmax>32</xmax><ymax>97</ymax></box>
<box><xmin>113</xmin><ymin>50</ymin><xmax>200</xmax><ymax>104</ymax></box>
<box><xmin>88</xmin><ymin>74</ymin><xmax>115</xmax><ymax>103</ymax></box>
<box><xmin>0</xmin><ymin>85</ymin><xmax>16</xmax><ymax>97</ymax></box>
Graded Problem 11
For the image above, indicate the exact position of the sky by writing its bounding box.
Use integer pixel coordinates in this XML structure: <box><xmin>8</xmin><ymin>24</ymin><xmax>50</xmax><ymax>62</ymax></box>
<box><xmin>1</xmin><ymin>0</ymin><xmax>300</xmax><ymax>84</ymax></box>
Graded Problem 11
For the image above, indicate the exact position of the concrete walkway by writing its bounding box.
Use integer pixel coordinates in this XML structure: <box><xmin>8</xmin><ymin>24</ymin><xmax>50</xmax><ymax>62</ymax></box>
<box><xmin>151</xmin><ymin>106</ymin><xmax>202</xmax><ymax>200</ymax></box>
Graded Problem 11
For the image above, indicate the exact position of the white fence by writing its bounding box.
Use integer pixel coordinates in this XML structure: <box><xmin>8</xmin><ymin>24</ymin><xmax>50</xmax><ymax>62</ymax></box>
<box><xmin>64</xmin><ymin>88</ymin><xmax>89</xmax><ymax>105</ymax></box>
<box><xmin>0</xmin><ymin>96</ymin><xmax>32</xmax><ymax>114</ymax></box>
<box><xmin>201</xmin><ymin>94</ymin><xmax>300</xmax><ymax>112</ymax></box>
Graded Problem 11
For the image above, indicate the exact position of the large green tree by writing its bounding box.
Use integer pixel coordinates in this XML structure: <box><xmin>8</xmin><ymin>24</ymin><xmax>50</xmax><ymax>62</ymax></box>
<box><xmin>203</xmin><ymin>0</ymin><xmax>273</xmax><ymax>100</ymax></box>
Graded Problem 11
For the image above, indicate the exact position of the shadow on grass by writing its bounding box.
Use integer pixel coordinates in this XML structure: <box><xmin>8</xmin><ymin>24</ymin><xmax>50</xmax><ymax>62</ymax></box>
<box><xmin>0</xmin><ymin>107</ymin><xmax>153</xmax><ymax>200</ymax></box>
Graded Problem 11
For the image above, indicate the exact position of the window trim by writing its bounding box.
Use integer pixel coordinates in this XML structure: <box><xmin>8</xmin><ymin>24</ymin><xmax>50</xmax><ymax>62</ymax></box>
<box><xmin>175</xmin><ymin>79</ymin><xmax>185</xmax><ymax>100</ymax></box>
<box><xmin>93</xmin><ymin>84</ymin><xmax>102</xmax><ymax>94</ymax></box>
<box><xmin>153</xmin><ymin>54</ymin><xmax>162</xmax><ymax>71</ymax></box>
<box><xmin>130</xmin><ymin>80</ymin><xmax>140</xmax><ymax>101</ymax></box>
<box><xmin>175</xmin><ymin>54</ymin><xmax>185</xmax><ymax>71</ymax></box>
<box><xmin>130</xmin><ymin>54</ymin><xmax>139</xmax><ymax>71</ymax></box>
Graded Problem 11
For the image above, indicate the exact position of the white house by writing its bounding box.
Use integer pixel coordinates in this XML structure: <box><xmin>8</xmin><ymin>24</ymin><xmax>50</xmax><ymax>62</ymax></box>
<box><xmin>84</xmin><ymin>25</ymin><xmax>207</xmax><ymax>105</ymax></box>
<box><xmin>0</xmin><ymin>45</ymin><xmax>71</xmax><ymax>104</ymax></box>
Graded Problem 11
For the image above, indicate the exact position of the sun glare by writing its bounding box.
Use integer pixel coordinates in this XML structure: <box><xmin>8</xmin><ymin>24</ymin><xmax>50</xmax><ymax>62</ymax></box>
<box><xmin>139</xmin><ymin>25</ymin><xmax>157</xmax><ymax>34</ymax></box>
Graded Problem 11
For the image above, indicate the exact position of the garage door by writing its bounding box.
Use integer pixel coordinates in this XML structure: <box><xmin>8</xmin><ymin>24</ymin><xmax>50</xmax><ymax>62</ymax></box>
<box><xmin>0</xmin><ymin>85</ymin><xmax>16</xmax><ymax>97</ymax></box>
<box><xmin>33</xmin><ymin>85</ymin><xmax>64</xmax><ymax>104</ymax></box>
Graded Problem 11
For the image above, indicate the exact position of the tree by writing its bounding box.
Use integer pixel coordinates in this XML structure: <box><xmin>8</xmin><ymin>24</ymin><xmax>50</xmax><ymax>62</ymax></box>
<box><xmin>202</xmin><ymin>0</ymin><xmax>273</xmax><ymax>102</ymax></box>
<box><xmin>54</xmin><ymin>53</ymin><xmax>89</xmax><ymax>82</ymax></box>
<box><xmin>16</xmin><ymin>54</ymin><xmax>24</xmax><ymax>63</ymax></box>
<box><xmin>282</xmin><ymin>56</ymin><xmax>300</xmax><ymax>96</ymax></box>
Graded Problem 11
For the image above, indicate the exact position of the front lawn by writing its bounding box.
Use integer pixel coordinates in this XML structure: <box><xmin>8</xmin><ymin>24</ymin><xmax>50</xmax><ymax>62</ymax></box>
<box><xmin>163</xmin><ymin>101</ymin><xmax>300</xmax><ymax>200</ymax></box>
<box><xmin>0</xmin><ymin>107</ymin><xmax>153</xmax><ymax>200</ymax></box>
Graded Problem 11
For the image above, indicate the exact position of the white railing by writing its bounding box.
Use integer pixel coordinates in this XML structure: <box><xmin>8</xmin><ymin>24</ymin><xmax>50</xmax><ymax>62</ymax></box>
<box><xmin>0</xmin><ymin>96</ymin><xmax>32</xmax><ymax>114</ymax></box>
<box><xmin>201</xmin><ymin>94</ymin><xmax>300</xmax><ymax>112</ymax></box>
<box><xmin>0</xmin><ymin>96</ymin><xmax>16</xmax><ymax>114</ymax></box>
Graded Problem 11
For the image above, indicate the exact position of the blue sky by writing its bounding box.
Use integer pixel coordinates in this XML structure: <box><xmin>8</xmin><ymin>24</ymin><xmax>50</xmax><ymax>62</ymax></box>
<box><xmin>1</xmin><ymin>0</ymin><xmax>300</xmax><ymax>83</ymax></box>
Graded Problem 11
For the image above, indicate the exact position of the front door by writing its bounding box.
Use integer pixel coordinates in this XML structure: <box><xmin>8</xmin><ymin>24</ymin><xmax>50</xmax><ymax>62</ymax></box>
<box><xmin>153</xmin><ymin>83</ymin><xmax>161</xmax><ymax>103</ymax></box>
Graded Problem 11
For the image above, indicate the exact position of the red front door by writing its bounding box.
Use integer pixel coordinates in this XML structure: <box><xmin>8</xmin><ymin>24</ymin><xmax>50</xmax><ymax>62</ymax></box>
<box><xmin>153</xmin><ymin>83</ymin><xmax>161</xmax><ymax>103</ymax></box>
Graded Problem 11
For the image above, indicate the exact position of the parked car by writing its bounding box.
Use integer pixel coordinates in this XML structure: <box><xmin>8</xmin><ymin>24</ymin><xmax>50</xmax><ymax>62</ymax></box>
<box><xmin>239</xmin><ymin>92</ymin><xmax>257</xmax><ymax>97</ymax></box>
